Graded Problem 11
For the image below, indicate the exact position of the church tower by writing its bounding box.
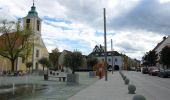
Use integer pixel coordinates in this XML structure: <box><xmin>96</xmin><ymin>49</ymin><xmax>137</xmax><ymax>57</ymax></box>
<box><xmin>23</xmin><ymin>1</ymin><xmax>41</xmax><ymax>37</ymax></box>
<box><xmin>21</xmin><ymin>1</ymin><xmax>49</xmax><ymax>71</ymax></box>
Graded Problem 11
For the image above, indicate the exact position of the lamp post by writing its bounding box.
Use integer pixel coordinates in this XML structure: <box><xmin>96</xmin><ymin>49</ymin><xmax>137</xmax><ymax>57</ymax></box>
<box><xmin>104</xmin><ymin>8</ymin><xmax>107</xmax><ymax>81</ymax></box>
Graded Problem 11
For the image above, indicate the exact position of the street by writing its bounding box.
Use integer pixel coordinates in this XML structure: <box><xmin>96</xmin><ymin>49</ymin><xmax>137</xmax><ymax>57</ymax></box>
<box><xmin>124</xmin><ymin>71</ymin><xmax>170</xmax><ymax>100</ymax></box>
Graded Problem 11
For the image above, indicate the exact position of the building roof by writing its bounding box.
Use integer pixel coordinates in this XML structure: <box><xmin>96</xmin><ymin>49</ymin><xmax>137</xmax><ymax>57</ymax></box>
<box><xmin>27</xmin><ymin>4</ymin><xmax>38</xmax><ymax>17</ymax></box>
<box><xmin>0</xmin><ymin>32</ymin><xmax>24</xmax><ymax>49</ymax></box>
<box><xmin>88</xmin><ymin>51</ymin><xmax>121</xmax><ymax>57</ymax></box>
<box><xmin>153</xmin><ymin>36</ymin><xmax>167</xmax><ymax>51</ymax></box>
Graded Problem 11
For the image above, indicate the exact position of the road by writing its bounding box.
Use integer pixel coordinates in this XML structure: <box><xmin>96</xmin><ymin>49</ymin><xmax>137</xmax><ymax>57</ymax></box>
<box><xmin>124</xmin><ymin>71</ymin><xmax>170</xmax><ymax>100</ymax></box>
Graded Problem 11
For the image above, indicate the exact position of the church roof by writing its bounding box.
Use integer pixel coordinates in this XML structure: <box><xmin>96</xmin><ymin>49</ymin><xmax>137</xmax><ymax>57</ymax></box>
<box><xmin>0</xmin><ymin>32</ymin><xmax>24</xmax><ymax>49</ymax></box>
<box><xmin>27</xmin><ymin>4</ymin><xmax>38</xmax><ymax>17</ymax></box>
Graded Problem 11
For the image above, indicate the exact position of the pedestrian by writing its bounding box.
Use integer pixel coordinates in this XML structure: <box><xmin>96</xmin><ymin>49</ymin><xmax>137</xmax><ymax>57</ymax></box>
<box><xmin>99</xmin><ymin>66</ymin><xmax>102</xmax><ymax>79</ymax></box>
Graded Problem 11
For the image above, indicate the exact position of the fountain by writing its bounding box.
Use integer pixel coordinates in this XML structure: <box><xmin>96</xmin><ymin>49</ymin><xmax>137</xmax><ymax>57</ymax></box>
<box><xmin>12</xmin><ymin>83</ymin><xmax>15</xmax><ymax>95</ymax></box>
<box><xmin>32</xmin><ymin>84</ymin><xmax>35</xmax><ymax>94</ymax></box>
<box><xmin>25</xmin><ymin>75</ymin><xmax>29</xmax><ymax>87</ymax></box>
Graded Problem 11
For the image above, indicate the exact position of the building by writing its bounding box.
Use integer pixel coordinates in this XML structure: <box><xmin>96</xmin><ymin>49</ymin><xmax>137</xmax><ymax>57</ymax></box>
<box><xmin>154</xmin><ymin>36</ymin><xmax>170</xmax><ymax>54</ymax></box>
<box><xmin>89</xmin><ymin>46</ymin><xmax>123</xmax><ymax>70</ymax></box>
<box><xmin>153</xmin><ymin>36</ymin><xmax>170</xmax><ymax>67</ymax></box>
<box><xmin>0</xmin><ymin>2</ymin><xmax>48</xmax><ymax>72</ymax></box>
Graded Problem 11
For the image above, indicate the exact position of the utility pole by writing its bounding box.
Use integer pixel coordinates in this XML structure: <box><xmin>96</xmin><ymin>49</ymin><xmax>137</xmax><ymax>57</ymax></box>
<box><xmin>111</xmin><ymin>39</ymin><xmax>114</xmax><ymax>74</ymax></box>
<box><xmin>104</xmin><ymin>8</ymin><xmax>107</xmax><ymax>81</ymax></box>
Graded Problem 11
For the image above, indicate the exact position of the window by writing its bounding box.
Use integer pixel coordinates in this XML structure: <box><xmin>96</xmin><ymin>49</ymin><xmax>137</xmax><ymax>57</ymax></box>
<box><xmin>36</xmin><ymin>62</ymin><xmax>38</xmax><ymax>70</ymax></box>
<box><xmin>36</xmin><ymin>49</ymin><xmax>39</xmax><ymax>57</ymax></box>
<box><xmin>115</xmin><ymin>58</ymin><xmax>117</xmax><ymax>62</ymax></box>
<box><xmin>37</xmin><ymin>20</ymin><xmax>40</xmax><ymax>31</ymax></box>
<box><xmin>101</xmin><ymin>53</ymin><xmax>105</xmax><ymax>56</ymax></box>
<box><xmin>108</xmin><ymin>53</ymin><xmax>111</xmax><ymax>55</ymax></box>
<box><xmin>26</xmin><ymin>19</ymin><xmax>30</xmax><ymax>29</ymax></box>
<box><xmin>108</xmin><ymin>58</ymin><xmax>111</xmax><ymax>62</ymax></box>
<box><xmin>22</xmin><ymin>57</ymin><xmax>25</xmax><ymax>63</ymax></box>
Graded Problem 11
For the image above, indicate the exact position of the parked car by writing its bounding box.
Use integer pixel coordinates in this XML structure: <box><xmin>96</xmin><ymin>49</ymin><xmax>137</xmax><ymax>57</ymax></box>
<box><xmin>136</xmin><ymin>67</ymin><xmax>141</xmax><ymax>72</ymax></box>
<box><xmin>148</xmin><ymin>67</ymin><xmax>159</xmax><ymax>76</ymax></box>
<box><xmin>141</xmin><ymin>67</ymin><xmax>148</xmax><ymax>74</ymax></box>
<box><xmin>158</xmin><ymin>66</ymin><xmax>170</xmax><ymax>78</ymax></box>
<box><xmin>107</xmin><ymin>67</ymin><xmax>113</xmax><ymax>72</ymax></box>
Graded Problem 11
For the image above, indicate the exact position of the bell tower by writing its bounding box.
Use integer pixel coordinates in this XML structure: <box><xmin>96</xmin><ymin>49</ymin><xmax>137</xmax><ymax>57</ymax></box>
<box><xmin>22</xmin><ymin>0</ymin><xmax>43</xmax><ymax>71</ymax></box>
<box><xmin>16</xmin><ymin>0</ymin><xmax>49</xmax><ymax>72</ymax></box>
<box><xmin>23</xmin><ymin>0</ymin><xmax>41</xmax><ymax>37</ymax></box>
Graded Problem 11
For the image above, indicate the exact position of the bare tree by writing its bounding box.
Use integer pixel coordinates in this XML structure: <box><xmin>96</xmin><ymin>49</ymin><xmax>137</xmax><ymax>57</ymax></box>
<box><xmin>0</xmin><ymin>20</ymin><xmax>32</xmax><ymax>72</ymax></box>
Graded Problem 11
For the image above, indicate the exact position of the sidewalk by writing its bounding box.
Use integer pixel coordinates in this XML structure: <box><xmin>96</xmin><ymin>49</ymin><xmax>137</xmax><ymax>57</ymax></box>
<box><xmin>68</xmin><ymin>72</ymin><xmax>134</xmax><ymax>100</ymax></box>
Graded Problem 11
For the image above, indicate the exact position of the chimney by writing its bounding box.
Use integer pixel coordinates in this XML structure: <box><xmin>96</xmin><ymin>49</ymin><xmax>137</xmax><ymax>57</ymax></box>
<box><xmin>163</xmin><ymin>36</ymin><xmax>166</xmax><ymax>41</ymax></box>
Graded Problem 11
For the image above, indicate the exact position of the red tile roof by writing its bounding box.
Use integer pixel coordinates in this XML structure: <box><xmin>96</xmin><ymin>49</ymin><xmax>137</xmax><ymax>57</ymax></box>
<box><xmin>0</xmin><ymin>32</ymin><xmax>24</xmax><ymax>49</ymax></box>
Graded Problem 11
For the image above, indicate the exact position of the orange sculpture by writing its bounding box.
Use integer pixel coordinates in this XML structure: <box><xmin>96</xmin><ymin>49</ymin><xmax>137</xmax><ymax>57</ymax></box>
<box><xmin>93</xmin><ymin>60</ymin><xmax>106</xmax><ymax>79</ymax></box>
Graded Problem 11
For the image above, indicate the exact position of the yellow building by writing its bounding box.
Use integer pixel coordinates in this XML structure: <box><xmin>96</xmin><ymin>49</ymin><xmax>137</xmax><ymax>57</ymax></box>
<box><xmin>0</xmin><ymin>3</ymin><xmax>49</xmax><ymax>72</ymax></box>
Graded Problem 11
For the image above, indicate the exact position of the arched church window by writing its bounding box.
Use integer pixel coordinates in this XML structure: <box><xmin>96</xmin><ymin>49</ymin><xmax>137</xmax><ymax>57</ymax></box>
<box><xmin>26</xmin><ymin>19</ymin><xmax>30</xmax><ymax>29</ymax></box>
<box><xmin>36</xmin><ymin>49</ymin><xmax>40</xmax><ymax>57</ymax></box>
<box><xmin>37</xmin><ymin>20</ymin><xmax>40</xmax><ymax>31</ymax></box>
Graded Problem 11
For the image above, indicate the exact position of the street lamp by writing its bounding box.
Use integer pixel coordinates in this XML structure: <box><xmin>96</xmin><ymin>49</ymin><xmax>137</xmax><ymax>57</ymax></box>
<box><xmin>103</xmin><ymin>8</ymin><xmax>107</xmax><ymax>81</ymax></box>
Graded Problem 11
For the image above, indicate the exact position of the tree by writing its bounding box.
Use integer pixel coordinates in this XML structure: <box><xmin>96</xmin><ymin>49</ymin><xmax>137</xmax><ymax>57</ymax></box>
<box><xmin>38</xmin><ymin>57</ymin><xmax>49</xmax><ymax>71</ymax></box>
<box><xmin>142</xmin><ymin>53</ymin><xmax>149</xmax><ymax>66</ymax></box>
<box><xmin>148</xmin><ymin>50</ymin><xmax>158</xmax><ymax>66</ymax></box>
<box><xmin>0</xmin><ymin>20</ymin><xmax>32</xmax><ymax>72</ymax></box>
<box><xmin>64</xmin><ymin>51</ymin><xmax>83</xmax><ymax>74</ymax></box>
<box><xmin>49</xmin><ymin>48</ymin><xmax>61</xmax><ymax>70</ymax></box>
<box><xmin>87</xmin><ymin>57</ymin><xmax>98</xmax><ymax>70</ymax></box>
<box><xmin>160</xmin><ymin>46</ymin><xmax>170</xmax><ymax>67</ymax></box>
<box><xmin>142</xmin><ymin>50</ymin><xmax>158</xmax><ymax>66</ymax></box>
<box><xmin>26</xmin><ymin>62</ymin><xmax>32</xmax><ymax>72</ymax></box>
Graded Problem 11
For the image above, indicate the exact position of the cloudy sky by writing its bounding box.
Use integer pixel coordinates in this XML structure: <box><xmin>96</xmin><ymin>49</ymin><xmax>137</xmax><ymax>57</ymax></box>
<box><xmin>0</xmin><ymin>0</ymin><xmax>170</xmax><ymax>60</ymax></box>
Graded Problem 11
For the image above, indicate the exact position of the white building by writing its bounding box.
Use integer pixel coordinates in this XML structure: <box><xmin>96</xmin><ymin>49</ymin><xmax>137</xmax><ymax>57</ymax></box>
<box><xmin>89</xmin><ymin>51</ymin><xmax>123</xmax><ymax>70</ymax></box>
<box><xmin>154</xmin><ymin>36</ymin><xmax>170</xmax><ymax>54</ymax></box>
<box><xmin>153</xmin><ymin>36</ymin><xmax>170</xmax><ymax>67</ymax></box>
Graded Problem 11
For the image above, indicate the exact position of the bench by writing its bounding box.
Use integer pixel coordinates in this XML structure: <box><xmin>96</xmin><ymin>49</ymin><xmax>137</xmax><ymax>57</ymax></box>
<box><xmin>48</xmin><ymin>75</ymin><xmax>66</xmax><ymax>82</ymax></box>
<box><xmin>45</xmin><ymin>72</ymin><xmax>67</xmax><ymax>82</ymax></box>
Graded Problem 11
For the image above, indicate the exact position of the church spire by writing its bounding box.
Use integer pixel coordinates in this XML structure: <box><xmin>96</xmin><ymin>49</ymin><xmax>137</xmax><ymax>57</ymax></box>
<box><xmin>27</xmin><ymin>0</ymin><xmax>38</xmax><ymax>17</ymax></box>
<box><xmin>33</xmin><ymin>0</ymin><xmax>35</xmax><ymax>6</ymax></box>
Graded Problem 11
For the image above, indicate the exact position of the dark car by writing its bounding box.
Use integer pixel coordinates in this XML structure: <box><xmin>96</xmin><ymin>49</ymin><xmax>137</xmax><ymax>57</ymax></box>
<box><xmin>148</xmin><ymin>67</ymin><xmax>159</xmax><ymax>76</ymax></box>
<box><xmin>158</xmin><ymin>66</ymin><xmax>170</xmax><ymax>78</ymax></box>
<box><xmin>107</xmin><ymin>67</ymin><xmax>113</xmax><ymax>72</ymax></box>
<box><xmin>136</xmin><ymin>67</ymin><xmax>141</xmax><ymax>72</ymax></box>
<box><xmin>141</xmin><ymin>67</ymin><xmax>148</xmax><ymax>74</ymax></box>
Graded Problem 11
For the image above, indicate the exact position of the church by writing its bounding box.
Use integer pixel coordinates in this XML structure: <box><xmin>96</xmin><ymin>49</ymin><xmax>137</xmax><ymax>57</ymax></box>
<box><xmin>0</xmin><ymin>2</ymin><xmax>49</xmax><ymax>72</ymax></box>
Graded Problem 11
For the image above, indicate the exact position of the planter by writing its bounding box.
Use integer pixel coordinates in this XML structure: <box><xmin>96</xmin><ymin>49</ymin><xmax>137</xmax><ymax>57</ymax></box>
<box><xmin>44</xmin><ymin>74</ymin><xmax>48</xmax><ymax>80</ymax></box>
<box><xmin>67</xmin><ymin>73</ymin><xmax>79</xmax><ymax>85</ymax></box>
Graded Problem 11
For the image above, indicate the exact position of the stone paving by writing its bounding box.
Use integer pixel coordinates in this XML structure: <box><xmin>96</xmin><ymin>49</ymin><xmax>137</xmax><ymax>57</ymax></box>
<box><xmin>68</xmin><ymin>71</ymin><xmax>134</xmax><ymax>100</ymax></box>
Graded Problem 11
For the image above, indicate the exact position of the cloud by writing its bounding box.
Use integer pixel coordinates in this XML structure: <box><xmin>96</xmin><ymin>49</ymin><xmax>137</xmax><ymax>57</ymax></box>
<box><xmin>109</xmin><ymin>0</ymin><xmax>170</xmax><ymax>35</ymax></box>
<box><xmin>0</xmin><ymin>6</ymin><xmax>17</xmax><ymax>22</ymax></box>
<box><xmin>0</xmin><ymin>0</ymin><xmax>169</xmax><ymax>60</ymax></box>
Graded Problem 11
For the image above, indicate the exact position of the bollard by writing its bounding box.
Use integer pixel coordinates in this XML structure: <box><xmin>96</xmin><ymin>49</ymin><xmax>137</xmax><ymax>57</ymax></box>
<box><xmin>128</xmin><ymin>84</ymin><xmax>136</xmax><ymax>94</ymax></box>
<box><xmin>132</xmin><ymin>94</ymin><xmax>146</xmax><ymax>100</ymax></box>
<box><xmin>124</xmin><ymin>78</ymin><xmax>129</xmax><ymax>85</ymax></box>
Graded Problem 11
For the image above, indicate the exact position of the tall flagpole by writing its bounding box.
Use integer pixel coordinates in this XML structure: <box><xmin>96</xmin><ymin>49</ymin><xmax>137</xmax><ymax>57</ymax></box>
<box><xmin>104</xmin><ymin>8</ymin><xmax>107</xmax><ymax>81</ymax></box>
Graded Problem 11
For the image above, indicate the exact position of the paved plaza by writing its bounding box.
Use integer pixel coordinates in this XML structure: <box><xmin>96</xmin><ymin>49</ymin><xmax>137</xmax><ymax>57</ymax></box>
<box><xmin>0</xmin><ymin>72</ymin><xmax>97</xmax><ymax>100</ymax></box>
<box><xmin>68</xmin><ymin>71</ymin><xmax>133</xmax><ymax>100</ymax></box>
<box><xmin>68</xmin><ymin>71</ymin><xmax>170</xmax><ymax>100</ymax></box>
<box><xmin>1</xmin><ymin>71</ymin><xmax>170</xmax><ymax>100</ymax></box>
